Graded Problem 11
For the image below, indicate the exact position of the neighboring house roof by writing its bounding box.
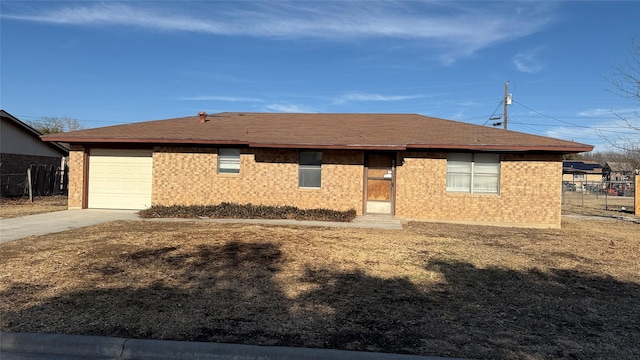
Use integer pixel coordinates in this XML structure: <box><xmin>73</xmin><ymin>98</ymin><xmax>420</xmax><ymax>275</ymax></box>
<box><xmin>563</xmin><ymin>160</ymin><xmax>603</xmax><ymax>174</ymax></box>
<box><xmin>1</xmin><ymin>109</ymin><xmax>69</xmax><ymax>156</ymax></box>
<box><xmin>42</xmin><ymin>112</ymin><xmax>593</xmax><ymax>153</ymax></box>
<box><xmin>605</xmin><ymin>161</ymin><xmax>637</xmax><ymax>173</ymax></box>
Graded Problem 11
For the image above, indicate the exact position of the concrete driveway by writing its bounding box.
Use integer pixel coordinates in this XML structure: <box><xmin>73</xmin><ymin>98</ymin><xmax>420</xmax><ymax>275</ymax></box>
<box><xmin>0</xmin><ymin>210</ymin><xmax>140</xmax><ymax>243</ymax></box>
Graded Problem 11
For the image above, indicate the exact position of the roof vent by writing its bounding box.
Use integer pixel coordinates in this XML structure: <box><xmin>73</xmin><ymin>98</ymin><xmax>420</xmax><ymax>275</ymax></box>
<box><xmin>198</xmin><ymin>111</ymin><xmax>207</xmax><ymax>123</ymax></box>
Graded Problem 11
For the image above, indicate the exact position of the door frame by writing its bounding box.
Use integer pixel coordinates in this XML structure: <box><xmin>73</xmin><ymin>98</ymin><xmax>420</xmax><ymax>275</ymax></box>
<box><xmin>363</xmin><ymin>152</ymin><xmax>396</xmax><ymax>215</ymax></box>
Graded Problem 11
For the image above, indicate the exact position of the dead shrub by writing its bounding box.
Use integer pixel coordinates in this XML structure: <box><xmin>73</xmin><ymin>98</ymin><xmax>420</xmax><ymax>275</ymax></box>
<box><xmin>138</xmin><ymin>202</ymin><xmax>356</xmax><ymax>222</ymax></box>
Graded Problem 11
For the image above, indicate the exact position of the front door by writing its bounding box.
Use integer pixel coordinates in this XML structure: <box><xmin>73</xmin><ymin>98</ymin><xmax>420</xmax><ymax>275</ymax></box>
<box><xmin>365</xmin><ymin>153</ymin><xmax>394</xmax><ymax>214</ymax></box>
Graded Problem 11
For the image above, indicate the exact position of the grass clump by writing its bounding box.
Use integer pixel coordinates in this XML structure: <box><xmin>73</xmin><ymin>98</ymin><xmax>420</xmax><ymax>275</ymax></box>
<box><xmin>139</xmin><ymin>202</ymin><xmax>357</xmax><ymax>222</ymax></box>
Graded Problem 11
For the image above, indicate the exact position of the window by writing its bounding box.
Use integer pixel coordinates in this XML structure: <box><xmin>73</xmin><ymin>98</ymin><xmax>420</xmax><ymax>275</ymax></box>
<box><xmin>299</xmin><ymin>151</ymin><xmax>322</xmax><ymax>188</ymax></box>
<box><xmin>446</xmin><ymin>153</ymin><xmax>500</xmax><ymax>194</ymax></box>
<box><xmin>218</xmin><ymin>148</ymin><xmax>240</xmax><ymax>174</ymax></box>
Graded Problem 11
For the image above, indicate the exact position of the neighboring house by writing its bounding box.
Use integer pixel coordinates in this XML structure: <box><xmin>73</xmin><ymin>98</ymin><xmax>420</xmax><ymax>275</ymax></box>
<box><xmin>1</xmin><ymin>110</ymin><xmax>69</xmax><ymax>195</ymax></box>
<box><xmin>42</xmin><ymin>112</ymin><xmax>592</xmax><ymax>228</ymax></box>
<box><xmin>604</xmin><ymin>162</ymin><xmax>638</xmax><ymax>182</ymax></box>
<box><xmin>562</xmin><ymin>160</ymin><xmax>604</xmax><ymax>184</ymax></box>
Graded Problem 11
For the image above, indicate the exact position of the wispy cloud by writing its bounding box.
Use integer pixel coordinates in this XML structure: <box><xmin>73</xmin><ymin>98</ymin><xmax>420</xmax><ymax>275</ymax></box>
<box><xmin>1</xmin><ymin>2</ymin><xmax>557</xmax><ymax>64</ymax></box>
<box><xmin>449</xmin><ymin>110</ymin><xmax>465</xmax><ymax>120</ymax></box>
<box><xmin>577</xmin><ymin>107</ymin><xmax>638</xmax><ymax>117</ymax></box>
<box><xmin>513</xmin><ymin>47</ymin><xmax>545</xmax><ymax>73</ymax></box>
<box><xmin>545</xmin><ymin>126</ymin><xmax>601</xmax><ymax>143</ymax></box>
<box><xmin>264</xmin><ymin>103</ymin><xmax>314</xmax><ymax>113</ymax></box>
<box><xmin>545</xmin><ymin>117</ymin><xmax>640</xmax><ymax>152</ymax></box>
<box><xmin>577</xmin><ymin>108</ymin><xmax>614</xmax><ymax>117</ymax></box>
<box><xmin>545</xmin><ymin>124</ymin><xmax>616</xmax><ymax>152</ymax></box>
<box><xmin>334</xmin><ymin>92</ymin><xmax>423</xmax><ymax>104</ymax></box>
<box><xmin>180</xmin><ymin>96</ymin><xmax>263</xmax><ymax>102</ymax></box>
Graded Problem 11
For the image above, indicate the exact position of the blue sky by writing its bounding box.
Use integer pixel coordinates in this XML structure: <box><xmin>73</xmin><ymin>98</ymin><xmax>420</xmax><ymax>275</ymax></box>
<box><xmin>1</xmin><ymin>1</ymin><xmax>638</xmax><ymax>152</ymax></box>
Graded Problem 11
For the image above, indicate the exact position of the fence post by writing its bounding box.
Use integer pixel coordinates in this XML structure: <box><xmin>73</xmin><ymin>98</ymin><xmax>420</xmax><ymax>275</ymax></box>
<box><xmin>635</xmin><ymin>175</ymin><xmax>639</xmax><ymax>216</ymax></box>
<box><xmin>27</xmin><ymin>167</ymin><xmax>33</xmax><ymax>202</ymax></box>
<box><xmin>62</xmin><ymin>166</ymin><xmax>69</xmax><ymax>194</ymax></box>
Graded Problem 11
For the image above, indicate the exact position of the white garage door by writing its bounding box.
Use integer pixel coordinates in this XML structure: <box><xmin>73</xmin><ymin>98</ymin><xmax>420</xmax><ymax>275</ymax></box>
<box><xmin>88</xmin><ymin>149</ymin><xmax>153</xmax><ymax>210</ymax></box>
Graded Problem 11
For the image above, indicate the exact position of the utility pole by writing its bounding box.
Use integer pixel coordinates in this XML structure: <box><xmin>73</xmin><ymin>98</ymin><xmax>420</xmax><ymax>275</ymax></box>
<box><xmin>489</xmin><ymin>81</ymin><xmax>512</xmax><ymax>129</ymax></box>
<box><xmin>503</xmin><ymin>81</ymin><xmax>509</xmax><ymax>130</ymax></box>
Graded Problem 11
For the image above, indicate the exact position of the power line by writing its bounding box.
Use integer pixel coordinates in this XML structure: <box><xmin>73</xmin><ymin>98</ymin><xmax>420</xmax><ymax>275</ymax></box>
<box><xmin>508</xmin><ymin>120</ymin><xmax>631</xmax><ymax>130</ymax></box>
<box><xmin>512</xmin><ymin>100</ymin><xmax>594</xmax><ymax>129</ymax></box>
<box><xmin>482</xmin><ymin>99</ymin><xmax>504</xmax><ymax>126</ymax></box>
<box><xmin>510</xmin><ymin>100</ymin><xmax>639</xmax><ymax>136</ymax></box>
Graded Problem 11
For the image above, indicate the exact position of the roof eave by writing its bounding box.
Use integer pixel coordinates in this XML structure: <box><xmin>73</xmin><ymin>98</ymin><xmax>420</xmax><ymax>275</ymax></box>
<box><xmin>42</xmin><ymin>137</ymin><xmax>409</xmax><ymax>150</ymax></box>
<box><xmin>407</xmin><ymin>144</ymin><xmax>594</xmax><ymax>153</ymax></box>
<box><xmin>40</xmin><ymin>137</ymin><xmax>250</xmax><ymax>146</ymax></box>
<box><xmin>248</xmin><ymin>143</ymin><xmax>407</xmax><ymax>150</ymax></box>
<box><xmin>40</xmin><ymin>137</ymin><xmax>594</xmax><ymax>154</ymax></box>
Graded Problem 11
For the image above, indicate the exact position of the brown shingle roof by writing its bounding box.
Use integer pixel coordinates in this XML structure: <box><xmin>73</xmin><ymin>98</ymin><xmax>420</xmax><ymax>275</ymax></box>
<box><xmin>42</xmin><ymin>112</ymin><xmax>592</xmax><ymax>153</ymax></box>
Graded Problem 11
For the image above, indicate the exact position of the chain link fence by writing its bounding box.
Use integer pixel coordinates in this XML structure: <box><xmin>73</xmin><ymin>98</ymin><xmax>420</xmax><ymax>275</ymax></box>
<box><xmin>562</xmin><ymin>178</ymin><xmax>635</xmax><ymax>213</ymax></box>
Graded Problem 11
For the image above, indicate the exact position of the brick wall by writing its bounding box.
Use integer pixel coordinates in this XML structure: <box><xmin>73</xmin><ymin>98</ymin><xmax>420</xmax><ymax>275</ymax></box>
<box><xmin>562</xmin><ymin>173</ymin><xmax>602</xmax><ymax>183</ymax></box>
<box><xmin>395</xmin><ymin>152</ymin><xmax>563</xmax><ymax>228</ymax></box>
<box><xmin>152</xmin><ymin>147</ymin><xmax>365</xmax><ymax>213</ymax></box>
<box><xmin>67</xmin><ymin>145</ymin><xmax>565</xmax><ymax>227</ymax></box>
<box><xmin>67</xmin><ymin>146</ymin><xmax>85</xmax><ymax>208</ymax></box>
<box><xmin>0</xmin><ymin>153</ymin><xmax>62</xmax><ymax>175</ymax></box>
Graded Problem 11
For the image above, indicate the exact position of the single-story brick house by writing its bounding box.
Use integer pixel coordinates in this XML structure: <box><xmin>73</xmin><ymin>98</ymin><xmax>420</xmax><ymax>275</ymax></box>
<box><xmin>42</xmin><ymin>112</ymin><xmax>592</xmax><ymax>228</ymax></box>
<box><xmin>562</xmin><ymin>160</ymin><xmax>604</xmax><ymax>184</ymax></box>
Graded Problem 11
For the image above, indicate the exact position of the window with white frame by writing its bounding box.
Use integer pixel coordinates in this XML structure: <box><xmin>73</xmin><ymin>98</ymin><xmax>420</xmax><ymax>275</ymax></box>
<box><xmin>218</xmin><ymin>148</ymin><xmax>240</xmax><ymax>174</ymax></box>
<box><xmin>299</xmin><ymin>151</ymin><xmax>322</xmax><ymax>188</ymax></box>
<box><xmin>446</xmin><ymin>153</ymin><xmax>500</xmax><ymax>194</ymax></box>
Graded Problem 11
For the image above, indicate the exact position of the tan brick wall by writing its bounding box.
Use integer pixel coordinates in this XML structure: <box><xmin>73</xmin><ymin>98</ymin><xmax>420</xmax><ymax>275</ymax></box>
<box><xmin>152</xmin><ymin>147</ymin><xmax>217</xmax><ymax>206</ymax></box>
<box><xmin>395</xmin><ymin>152</ymin><xmax>563</xmax><ymax>228</ymax></box>
<box><xmin>68</xmin><ymin>145</ymin><xmax>566</xmax><ymax>226</ymax></box>
<box><xmin>67</xmin><ymin>146</ymin><xmax>85</xmax><ymax>209</ymax></box>
<box><xmin>152</xmin><ymin>147</ymin><xmax>365</xmax><ymax>213</ymax></box>
<box><xmin>562</xmin><ymin>173</ymin><xmax>602</xmax><ymax>184</ymax></box>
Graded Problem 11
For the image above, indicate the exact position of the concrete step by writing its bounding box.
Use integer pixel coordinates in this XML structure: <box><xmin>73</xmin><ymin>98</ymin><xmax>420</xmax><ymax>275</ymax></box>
<box><xmin>352</xmin><ymin>215</ymin><xmax>403</xmax><ymax>229</ymax></box>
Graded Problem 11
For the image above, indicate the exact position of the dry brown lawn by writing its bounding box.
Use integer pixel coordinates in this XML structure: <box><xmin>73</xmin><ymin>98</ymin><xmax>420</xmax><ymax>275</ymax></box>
<box><xmin>562</xmin><ymin>191</ymin><xmax>635</xmax><ymax>215</ymax></box>
<box><xmin>562</xmin><ymin>204</ymin><xmax>639</xmax><ymax>220</ymax></box>
<box><xmin>1</xmin><ymin>217</ymin><xmax>638</xmax><ymax>359</ymax></box>
<box><xmin>0</xmin><ymin>196</ymin><xmax>68</xmax><ymax>219</ymax></box>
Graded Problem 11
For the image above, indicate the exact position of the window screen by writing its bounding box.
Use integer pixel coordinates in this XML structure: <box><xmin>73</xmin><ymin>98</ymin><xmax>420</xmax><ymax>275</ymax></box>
<box><xmin>299</xmin><ymin>151</ymin><xmax>322</xmax><ymax>188</ymax></box>
<box><xmin>218</xmin><ymin>148</ymin><xmax>240</xmax><ymax>174</ymax></box>
<box><xmin>446</xmin><ymin>153</ymin><xmax>499</xmax><ymax>194</ymax></box>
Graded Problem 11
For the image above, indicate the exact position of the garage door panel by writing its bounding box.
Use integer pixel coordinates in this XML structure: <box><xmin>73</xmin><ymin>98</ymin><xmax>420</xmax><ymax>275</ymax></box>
<box><xmin>88</xmin><ymin>149</ymin><xmax>152</xmax><ymax>210</ymax></box>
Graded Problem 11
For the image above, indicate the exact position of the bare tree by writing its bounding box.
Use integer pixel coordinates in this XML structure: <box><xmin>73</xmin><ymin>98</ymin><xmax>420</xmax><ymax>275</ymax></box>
<box><xmin>599</xmin><ymin>37</ymin><xmax>640</xmax><ymax>168</ymax></box>
<box><xmin>27</xmin><ymin>116</ymin><xmax>83</xmax><ymax>134</ymax></box>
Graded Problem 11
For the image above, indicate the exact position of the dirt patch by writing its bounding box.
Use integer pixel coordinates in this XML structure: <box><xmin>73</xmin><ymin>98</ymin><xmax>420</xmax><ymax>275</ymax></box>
<box><xmin>0</xmin><ymin>196</ymin><xmax>68</xmax><ymax>219</ymax></box>
<box><xmin>1</xmin><ymin>218</ymin><xmax>638</xmax><ymax>359</ymax></box>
